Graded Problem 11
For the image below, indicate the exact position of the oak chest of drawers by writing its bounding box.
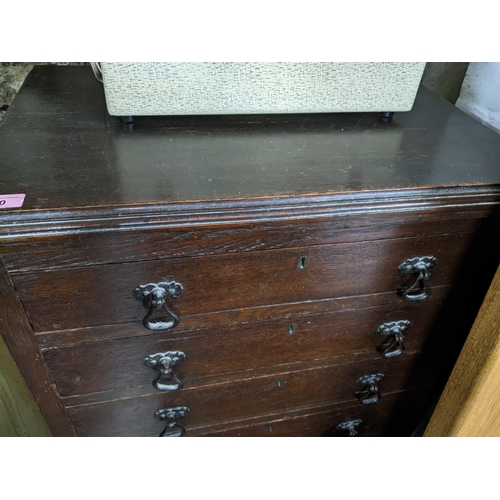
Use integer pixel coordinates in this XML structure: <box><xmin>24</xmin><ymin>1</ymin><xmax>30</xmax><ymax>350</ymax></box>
<box><xmin>1</xmin><ymin>66</ymin><xmax>500</xmax><ymax>437</ymax></box>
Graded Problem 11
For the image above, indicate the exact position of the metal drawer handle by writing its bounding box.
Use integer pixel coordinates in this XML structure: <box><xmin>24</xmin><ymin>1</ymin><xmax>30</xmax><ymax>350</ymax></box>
<box><xmin>144</xmin><ymin>351</ymin><xmax>186</xmax><ymax>391</ymax></box>
<box><xmin>356</xmin><ymin>373</ymin><xmax>384</xmax><ymax>405</ymax></box>
<box><xmin>376</xmin><ymin>320</ymin><xmax>411</xmax><ymax>359</ymax></box>
<box><xmin>337</xmin><ymin>419</ymin><xmax>362</xmax><ymax>437</ymax></box>
<box><xmin>134</xmin><ymin>281</ymin><xmax>183</xmax><ymax>330</ymax></box>
<box><xmin>155</xmin><ymin>406</ymin><xmax>190</xmax><ymax>437</ymax></box>
<box><xmin>398</xmin><ymin>256</ymin><xmax>437</xmax><ymax>301</ymax></box>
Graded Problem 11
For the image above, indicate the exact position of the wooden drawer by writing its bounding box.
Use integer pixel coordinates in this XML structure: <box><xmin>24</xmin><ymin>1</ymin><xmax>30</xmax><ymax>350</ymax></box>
<box><xmin>66</xmin><ymin>352</ymin><xmax>441</xmax><ymax>436</ymax></box>
<box><xmin>200</xmin><ymin>388</ymin><xmax>435</xmax><ymax>437</ymax></box>
<box><xmin>4</xmin><ymin>214</ymin><xmax>497</xmax><ymax>274</ymax></box>
<box><xmin>13</xmin><ymin>232</ymin><xmax>497</xmax><ymax>332</ymax></box>
<box><xmin>42</xmin><ymin>292</ymin><xmax>471</xmax><ymax>399</ymax></box>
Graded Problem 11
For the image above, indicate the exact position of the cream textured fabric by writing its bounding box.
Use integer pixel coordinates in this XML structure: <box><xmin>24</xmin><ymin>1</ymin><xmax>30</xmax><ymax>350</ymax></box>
<box><xmin>99</xmin><ymin>62</ymin><xmax>425</xmax><ymax>116</ymax></box>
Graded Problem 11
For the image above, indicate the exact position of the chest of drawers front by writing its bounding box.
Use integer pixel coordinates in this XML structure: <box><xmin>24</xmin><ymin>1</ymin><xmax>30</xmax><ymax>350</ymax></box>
<box><xmin>3</xmin><ymin>207</ymin><xmax>498</xmax><ymax>437</ymax></box>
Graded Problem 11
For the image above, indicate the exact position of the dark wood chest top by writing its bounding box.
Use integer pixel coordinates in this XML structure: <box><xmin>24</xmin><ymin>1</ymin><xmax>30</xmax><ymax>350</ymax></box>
<box><xmin>1</xmin><ymin>65</ymin><xmax>500</xmax><ymax>235</ymax></box>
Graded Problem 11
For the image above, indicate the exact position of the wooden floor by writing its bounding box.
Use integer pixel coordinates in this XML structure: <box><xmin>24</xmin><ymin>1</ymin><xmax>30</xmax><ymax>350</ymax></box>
<box><xmin>0</xmin><ymin>335</ymin><xmax>51</xmax><ymax>437</ymax></box>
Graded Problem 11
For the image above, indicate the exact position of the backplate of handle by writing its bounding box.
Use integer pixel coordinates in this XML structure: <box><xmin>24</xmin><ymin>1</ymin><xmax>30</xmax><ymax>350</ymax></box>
<box><xmin>134</xmin><ymin>281</ymin><xmax>183</xmax><ymax>330</ymax></box>
<box><xmin>144</xmin><ymin>351</ymin><xmax>186</xmax><ymax>391</ymax></box>
<box><xmin>398</xmin><ymin>256</ymin><xmax>437</xmax><ymax>301</ymax></box>
<box><xmin>356</xmin><ymin>373</ymin><xmax>384</xmax><ymax>405</ymax></box>
<box><xmin>155</xmin><ymin>406</ymin><xmax>190</xmax><ymax>437</ymax></box>
<box><xmin>337</xmin><ymin>419</ymin><xmax>362</xmax><ymax>437</ymax></box>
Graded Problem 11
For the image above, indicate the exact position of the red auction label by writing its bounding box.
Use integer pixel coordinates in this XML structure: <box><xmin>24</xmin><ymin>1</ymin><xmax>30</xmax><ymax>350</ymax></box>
<box><xmin>0</xmin><ymin>194</ymin><xmax>26</xmax><ymax>208</ymax></box>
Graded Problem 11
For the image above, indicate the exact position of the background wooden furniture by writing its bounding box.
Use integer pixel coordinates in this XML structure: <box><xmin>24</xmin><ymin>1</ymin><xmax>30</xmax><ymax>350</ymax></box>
<box><xmin>425</xmin><ymin>264</ymin><xmax>500</xmax><ymax>436</ymax></box>
<box><xmin>1</xmin><ymin>66</ymin><xmax>500</xmax><ymax>437</ymax></box>
<box><xmin>0</xmin><ymin>336</ymin><xmax>51</xmax><ymax>437</ymax></box>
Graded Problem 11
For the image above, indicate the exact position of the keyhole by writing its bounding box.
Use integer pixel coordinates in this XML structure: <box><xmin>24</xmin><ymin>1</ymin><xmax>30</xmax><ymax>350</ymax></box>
<box><xmin>287</xmin><ymin>323</ymin><xmax>297</xmax><ymax>335</ymax></box>
<box><xmin>297</xmin><ymin>256</ymin><xmax>308</xmax><ymax>270</ymax></box>
<box><xmin>277</xmin><ymin>379</ymin><xmax>284</xmax><ymax>388</ymax></box>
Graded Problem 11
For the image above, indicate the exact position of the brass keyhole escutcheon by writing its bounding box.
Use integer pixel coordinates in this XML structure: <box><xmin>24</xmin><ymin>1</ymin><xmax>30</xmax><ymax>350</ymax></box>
<box><xmin>287</xmin><ymin>323</ymin><xmax>298</xmax><ymax>335</ymax></box>
<box><xmin>297</xmin><ymin>256</ymin><xmax>308</xmax><ymax>270</ymax></box>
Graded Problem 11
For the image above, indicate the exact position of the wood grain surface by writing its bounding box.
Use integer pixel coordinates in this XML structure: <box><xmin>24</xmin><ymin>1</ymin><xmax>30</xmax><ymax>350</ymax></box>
<box><xmin>204</xmin><ymin>388</ymin><xmax>435</xmax><ymax>437</ymax></box>
<box><xmin>66</xmin><ymin>352</ymin><xmax>440</xmax><ymax>436</ymax></box>
<box><xmin>34</xmin><ymin>284</ymin><xmax>479</xmax><ymax>347</ymax></box>
<box><xmin>425</xmin><ymin>264</ymin><xmax>500</xmax><ymax>436</ymax></box>
<box><xmin>0</xmin><ymin>261</ymin><xmax>74</xmax><ymax>436</ymax></box>
<box><xmin>13</xmin><ymin>231</ymin><xmax>498</xmax><ymax>333</ymax></box>
<box><xmin>41</xmin><ymin>293</ymin><xmax>473</xmax><ymax>399</ymax></box>
<box><xmin>1</xmin><ymin>66</ymin><xmax>500</xmax><ymax>218</ymax></box>
<box><xmin>4</xmin><ymin>212</ymin><xmax>499</xmax><ymax>273</ymax></box>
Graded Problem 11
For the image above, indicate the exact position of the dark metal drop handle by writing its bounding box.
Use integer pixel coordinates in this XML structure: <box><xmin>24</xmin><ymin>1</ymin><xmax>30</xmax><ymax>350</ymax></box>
<box><xmin>142</xmin><ymin>302</ymin><xmax>179</xmax><ymax>331</ymax></box>
<box><xmin>357</xmin><ymin>383</ymin><xmax>380</xmax><ymax>405</ymax></box>
<box><xmin>153</xmin><ymin>369</ymin><xmax>183</xmax><ymax>392</ymax></box>
<box><xmin>155</xmin><ymin>406</ymin><xmax>189</xmax><ymax>437</ymax></box>
<box><xmin>134</xmin><ymin>281</ymin><xmax>183</xmax><ymax>331</ymax></box>
<box><xmin>403</xmin><ymin>268</ymin><xmax>431</xmax><ymax>301</ymax></box>
<box><xmin>144</xmin><ymin>351</ymin><xmax>186</xmax><ymax>391</ymax></box>
<box><xmin>398</xmin><ymin>256</ymin><xmax>437</xmax><ymax>302</ymax></box>
<box><xmin>160</xmin><ymin>422</ymin><xmax>186</xmax><ymax>437</ymax></box>
<box><xmin>356</xmin><ymin>373</ymin><xmax>384</xmax><ymax>405</ymax></box>
<box><xmin>377</xmin><ymin>320</ymin><xmax>411</xmax><ymax>359</ymax></box>
<box><xmin>381</xmin><ymin>333</ymin><xmax>405</xmax><ymax>358</ymax></box>
<box><xmin>337</xmin><ymin>419</ymin><xmax>362</xmax><ymax>437</ymax></box>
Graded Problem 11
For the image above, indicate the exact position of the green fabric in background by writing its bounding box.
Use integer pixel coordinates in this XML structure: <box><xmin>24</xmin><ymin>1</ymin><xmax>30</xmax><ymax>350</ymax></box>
<box><xmin>0</xmin><ymin>335</ymin><xmax>51</xmax><ymax>437</ymax></box>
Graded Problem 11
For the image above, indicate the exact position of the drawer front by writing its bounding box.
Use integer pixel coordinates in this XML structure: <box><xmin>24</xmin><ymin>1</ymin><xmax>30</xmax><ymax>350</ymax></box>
<box><xmin>201</xmin><ymin>388</ymin><xmax>435</xmax><ymax>437</ymax></box>
<box><xmin>43</xmin><ymin>294</ymin><xmax>467</xmax><ymax>399</ymax></box>
<box><xmin>66</xmin><ymin>352</ymin><xmax>440</xmax><ymax>436</ymax></box>
<box><xmin>13</xmin><ymin>232</ymin><xmax>495</xmax><ymax>332</ymax></box>
<box><xmin>4</xmin><ymin>214</ymin><xmax>495</xmax><ymax>274</ymax></box>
